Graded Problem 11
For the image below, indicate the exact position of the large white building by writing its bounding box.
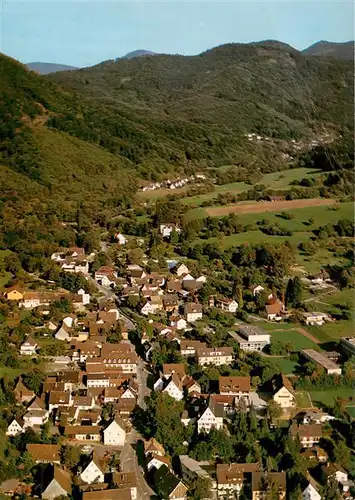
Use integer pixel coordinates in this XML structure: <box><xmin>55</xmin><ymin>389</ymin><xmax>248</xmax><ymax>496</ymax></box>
<box><xmin>229</xmin><ymin>325</ymin><xmax>270</xmax><ymax>352</ymax></box>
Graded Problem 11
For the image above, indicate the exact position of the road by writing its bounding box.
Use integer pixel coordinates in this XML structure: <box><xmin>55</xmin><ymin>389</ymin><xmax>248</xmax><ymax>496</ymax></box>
<box><xmin>120</xmin><ymin>357</ymin><xmax>154</xmax><ymax>499</ymax></box>
<box><xmin>93</xmin><ymin>280</ymin><xmax>136</xmax><ymax>331</ymax></box>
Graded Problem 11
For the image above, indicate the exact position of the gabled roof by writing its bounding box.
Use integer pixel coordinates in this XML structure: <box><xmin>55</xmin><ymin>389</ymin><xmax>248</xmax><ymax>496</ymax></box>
<box><xmin>162</xmin><ymin>363</ymin><xmax>186</xmax><ymax>378</ymax></box>
<box><xmin>154</xmin><ymin>465</ymin><xmax>187</xmax><ymax>497</ymax></box>
<box><xmin>290</xmin><ymin>423</ymin><xmax>322</xmax><ymax>439</ymax></box>
<box><xmin>28</xmin><ymin>395</ymin><xmax>46</xmax><ymax>410</ymax></box>
<box><xmin>51</xmin><ymin>466</ymin><xmax>72</xmax><ymax>494</ymax></box>
<box><xmin>217</xmin><ymin>463</ymin><xmax>259</xmax><ymax>484</ymax></box>
<box><xmin>144</xmin><ymin>437</ymin><xmax>165</xmax><ymax>456</ymax></box>
<box><xmin>219</xmin><ymin>376</ymin><xmax>251</xmax><ymax>393</ymax></box>
<box><xmin>252</xmin><ymin>472</ymin><xmax>286</xmax><ymax>493</ymax></box>
<box><xmin>272</xmin><ymin>373</ymin><xmax>295</xmax><ymax>395</ymax></box>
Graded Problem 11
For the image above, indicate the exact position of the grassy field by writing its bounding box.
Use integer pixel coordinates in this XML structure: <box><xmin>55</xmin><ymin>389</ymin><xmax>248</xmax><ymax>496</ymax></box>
<box><xmin>269</xmin><ymin>330</ymin><xmax>317</xmax><ymax>350</ymax></box>
<box><xmin>193</xmin><ymin>230</ymin><xmax>312</xmax><ymax>249</ymax></box>
<box><xmin>272</xmin><ymin>357</ymin><xmax>299</xmax><ymax>375</ymax></box>
<box><xmin>310</xmin><ymin>388</ymin><xmax>354</xmax><ymax>407</ymax></box>
<box><xmin>181</xmin><ymin>168</ymin><xmax>324</xmax><ymax>207</ymax></box>
<box><xmin>346</xmin><ymin>406</ymin><xmax>355</xmax><ymax>418</ymax></box>
<box><xmin>306</xmin><ymin>289</ymin><xmax>355</xmax><ymax>341</ymax></box>
<box><xmin>0</xmin><ymin>366</ymin><xmax>24</xmax><ymax>380</ymax></box>
<box><xmin>295</xmin><ymin>391</ymin><xmax>313</xmax><ymax>408</ymax></box>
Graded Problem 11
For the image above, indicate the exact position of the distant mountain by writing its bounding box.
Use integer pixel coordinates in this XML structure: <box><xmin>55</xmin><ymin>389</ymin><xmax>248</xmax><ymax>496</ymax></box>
<box><xmin>303</xmin><ymin>41</ymin><xmax>354</xmax><ymax>61</ymax></box>
<box><xmin>26</xmin><ymin>62</ymin><xmax>78</xmax><ymax>75</ymax></box>
<box><xmin>122</xmin><ymin>49</ymin><xmax>156</xmax><ymax>59</ymax></box>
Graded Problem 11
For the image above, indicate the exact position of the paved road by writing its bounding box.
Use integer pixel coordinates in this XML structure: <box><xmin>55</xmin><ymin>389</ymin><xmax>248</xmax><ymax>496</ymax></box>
<box><xmin>94</xmin><ymin>280</ymin><xmax>136</xmax><ymax>330</ymax></box>
<box><xmin>120</xmin><ymin>357</ymin><xmax>154</xmax><ymax>499</ymax></box>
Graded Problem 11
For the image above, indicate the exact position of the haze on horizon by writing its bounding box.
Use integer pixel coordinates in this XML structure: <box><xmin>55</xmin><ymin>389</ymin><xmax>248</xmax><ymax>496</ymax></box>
<box><xmin>2</xmin><ymin>0</ymin><xmax>354</xmax><ymax>67</ymax></box>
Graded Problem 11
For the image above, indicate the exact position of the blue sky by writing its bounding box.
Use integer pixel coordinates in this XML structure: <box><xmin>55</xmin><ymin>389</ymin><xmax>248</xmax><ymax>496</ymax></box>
<box><xmin>2</xmin><ymin>0</ymin><xmax>354</xmax><ymax>67</ymax></box>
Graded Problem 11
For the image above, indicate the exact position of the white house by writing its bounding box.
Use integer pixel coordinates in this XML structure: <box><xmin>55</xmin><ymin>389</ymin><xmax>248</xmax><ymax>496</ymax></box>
<box><xmin>272</xmin><ymin>374</ymin><xmax>296</xmax><ymax>409</ymax></box>
<box><xmin>185</xmin><ymin>303</ymin><xmax>203</xmax><ymax>323</ymax></box>
<box><xmin>41</xmin><ymin>466</ymin><xmax>72</xmax><ymax>500</ymax></box>
<box><xmin>302</xmin><ymin>312</ymin><xmax>331</xmax><ymax>326</ymax></box>
<box><xmin>55</xmin><ymin>323</ymin><xmax>72</xmax><ymax>341</ymax></box>
<box><xmin>80</xmin><ymin>457</ymin><xmax>105</xmax><ymax>484</ymax></box>
<box><xmin>302</xmin><ymin>482</ymin><xmax>321</xmax><ymax>500</ymax></box>
<box><xmin>140</xmin><ymin>301</ymin><xmax>155</xmax><ymax>316</ymax></box>
<box><xmin>76</xmin><ymin>288</ymin><xmax>90</xmax><ymax>305</ymax></box>
<box><xmin>6</xmin><ymin>418</ymin><xmax>25</xmax><ymax>437</ymax></box>
<box><xmin>147</xmin><ymin>454</ymin><xmax>171</xmax><ymax>472</ymax></box>
<box><xmin>251</xmin><ymin>285</ymin><xmax>265</xmax><ymax>297</ymax></box>
<box><xmin>175</xmin><ymin>263</ymin><xmax>189</xmax><ymax>277</ymax></box>
<box><xmin>103</xmin><ymin>418</ymin><xmax>126</xmax><ymax>446</ymax></box>
<box><xmin>160</xmin><ymin>224</ymin><xmax>181</xmax><ymax>238</ymax></box>
<box><xmin>115</xmin><ymin>233</ymin><xmax>127</xmax><ymax>245</ymax></box>
<box><xmin>162</xmin><ymin>375</ymin><xmax>184</xmax><ymax>401</ymax></box>
<box><xmin>217</xmin><ymin>298</ymin><xmax>238</xmax><ymax>313</ymax></box>
<box><xmin>170</xmin><ymin>316</ymin><xmax>187</xmax><ymax>331</ymax></box>
<box><xmin>23</xmin><ymin>409</ymin><xmax>49</xmax><ymax>428</ymax></box>
<box><xmin>197</xmin><ymin>401</ymin><xmax>224</xmax><ymax>434</ymax></box>
<box><xmin>20</xmin><ymin>337</ymin><xmax>37</xmax><ymax>356</ymax></box>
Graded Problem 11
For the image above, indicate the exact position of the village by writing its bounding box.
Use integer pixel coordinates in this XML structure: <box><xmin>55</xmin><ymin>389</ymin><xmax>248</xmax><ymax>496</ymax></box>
<box><xmin>0</xmin><ymin>225</ymin><xmax>354</xmax><ymax>500</ymax></box>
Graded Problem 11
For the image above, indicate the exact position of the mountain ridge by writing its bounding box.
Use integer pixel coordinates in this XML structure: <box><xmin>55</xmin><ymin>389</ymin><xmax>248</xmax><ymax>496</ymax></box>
<box><xmin>26</xmin><ymin>62</ymin><xmax>78</xmax><ymax>74</ymax></box>
<box><xmin>302</xmin><ymin>40</ymin><xmax>354</xmax><ymax>61</ymax></box>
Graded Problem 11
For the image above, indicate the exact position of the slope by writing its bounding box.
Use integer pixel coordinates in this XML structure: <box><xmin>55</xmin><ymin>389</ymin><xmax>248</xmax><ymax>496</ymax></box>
<box><xmin>303</xmin><ymin>41</ymin><xmax>354</xmax><ymax>61</ymax></box>
<box><xmin>51</xmin><ymin>42</ymin><xmax>353</xmax><ymax>161</ymax></box>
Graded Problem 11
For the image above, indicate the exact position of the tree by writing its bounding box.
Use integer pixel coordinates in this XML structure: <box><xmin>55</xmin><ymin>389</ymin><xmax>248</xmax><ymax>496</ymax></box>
<box><xmin>22</xmin><ymin>370</ymin><xmax>45</xmax><ymax>394</ymax></box>
<box><xmin>61</xmin><ymin>445</ymin><xmax>81</xmax><ymax>469</ymax></box>
<box><xmin>267</xmin><ymin>401</ymin><xmax>282</xmax><ymax>420</ymax></box>
<box><xmin>322</xmin><ymin>476</ymin><xmax>342</xmax><ymax>500</ymax></box>
<box><xmin>236</xmin><ymin>287</ymin><xmax>244</xmax><ymax>310</ymax></box>
<box><xmin>188</xmin><ymin>477</ymin><xmax>212</xmax><ymax>499</ymax></box>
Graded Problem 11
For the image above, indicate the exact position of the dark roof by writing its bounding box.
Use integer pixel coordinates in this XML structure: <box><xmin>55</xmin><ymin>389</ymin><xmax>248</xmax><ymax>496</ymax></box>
<box><xmin>252</xmin><ymin>472</ymin><xmax>286</xmax><ymax>493</ymax></box>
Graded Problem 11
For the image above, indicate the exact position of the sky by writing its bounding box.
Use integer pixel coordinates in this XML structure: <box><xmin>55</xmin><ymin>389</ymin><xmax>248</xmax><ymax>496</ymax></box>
<box><xmin>1</xmin><ymin>0</ymin><xmax>354</xmax><ymax>67</ymax></box>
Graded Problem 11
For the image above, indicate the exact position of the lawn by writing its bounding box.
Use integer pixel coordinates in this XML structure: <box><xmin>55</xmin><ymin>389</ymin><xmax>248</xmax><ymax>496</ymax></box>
<box><xmin>306</xmin><ymin>289</ymin><xmax>355</xmax><ymax>341</ymax></box>
<box><xmin>310</xmin><ymin>388</ymin><xmax>354</xmax><ymax>407</ymax></box>
<box><xmin>295</xmin><ymin>391</ymin><xmax>313</xmax><ymax>409</ymax></box>
<box><xmin>346</xmin><ymin>406</ymin><xmax>355</xmax><ymax>419</ymax></box>
<box><xmin>193</xmin><ymin>230</ymin><xmax>312</xmax><ymax>249</ymax></box>
<box><xmin>0</xmin><ymin>366</ymin><xmax>24</xmax><ymax>380</ymax></box>
<box><xmin>181</xmin><ymin>167</ymin><xmax>325</xmax><ymax>207</ymax></box>
<box><xmin>269</xmin><ymin>330</ymin><xmax>317</xmax><ymax>350</ymax></box>
<box><xmin>272</xmin><ymin>357</ymin><xmax>299</xmax><ymax>375</ymax></box>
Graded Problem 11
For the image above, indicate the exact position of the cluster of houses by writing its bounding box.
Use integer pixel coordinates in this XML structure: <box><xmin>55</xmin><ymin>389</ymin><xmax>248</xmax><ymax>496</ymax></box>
<box><xmin>141</xmin><ymin>174</ymin><xmax>206</xmax><ymax>192</ymax></box>
<box><xmin>50</xmin><ymin>246</ymin><xmax>94</xmax><ymax>275</ymax></box>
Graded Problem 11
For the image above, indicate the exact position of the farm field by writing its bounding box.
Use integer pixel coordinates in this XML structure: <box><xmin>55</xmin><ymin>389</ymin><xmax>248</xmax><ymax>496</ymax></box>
<box><xmin>269</xmin><ymin>329</ymin><xmax>317</xmax><ymax>350</ymax></box>
<box><xmin>181</xmin><ymin>167</ymin><xmax>325</xmax><ymax>206</ymax></box>
<box><xmin>205</xmin><ymin>198</ymin><xmax>336</xmax><ymax>217</ymax></box>
<box><xmin>310</xmin><ymin>388</ymin><xmax>354</xmax><ymax>407</ymax></box>
<box><xmin>193</xmin><ymin>230</ymin><xmax>312</xmax><ymax>249</ymax></box>
<box><xmin>295</xmin><ymin>391</ymin><xmax>313</xmax><ymax>408</ymax></box>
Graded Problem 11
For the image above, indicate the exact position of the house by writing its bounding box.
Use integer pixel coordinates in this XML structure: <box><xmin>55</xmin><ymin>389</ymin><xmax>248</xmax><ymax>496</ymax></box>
<box><xmin>144</xmin><ymin>438</ymin><xmax>165</xmax><ymax>457</ymax></box>
<box><xmin>64</xmin><ymin>425</ymin><xmax>101</xmax><ymax>441</ymax></box>
<box><xmin>49</xmin><ymin>391</ymin><xmax>72</xmax><ymax>412</ymax></box>
<box><xmin>310</xmin><ymin>270</ymin><xmax>330</xmax><ymax>285</ymax></box>
<box><xmin>95</xmin><ymin>266</ymin><xmax>118</xmax><ymax>287</ymax></box>
<box><xmin>80</xmin><ymin>454</ymin><xmax>105</xmax><ymax>484</ymax></box>
<box><xmin>14</xmin><ymin>377</ymin><xmax>35</xmax><ymax>404</ymax></box>
<box><xmin>154</xmin><ymin>465</ymin><xmax>188</xmax><ymax>500</ymax></box>
<box><xmin>302</xmin><ymin>480</ymin><xmax>322</xmax><ymax>500</ymax></box>
<box><xmin>251</xmin><ymin>285</ymin><xmax>265</xmax><ymax>297</ymax></box>
<box><xmin>217</xmin><ymin>463</ymin><xmax>259</xmax><ymax>497</ymax></box>
<box><xmin>73</xmin><ymin>395</ymin><xmax>95</xmax><ymax>410</ymax></box>
<box><xmin>23</xmin><ymin>407</ymin><xmax>49</xmax><ymax>428</ymax></box>
<box><xmin>229</xmin><ymin>325</ymin><xmax>271</xmax><ymax>352</ymax></box>
<box><xmin>216</xmin><ymin>298</ymin><xmax>238</xmax><ymax>313</ymax></box>
<box><xmin>175</xmin><ymin>263</ymin><xmax>190</xmax><ymax>277</ymax></box>
<box><xmin>271</xmin><ymin>374</ymin><xmax>296</xmax><ymax>408</ymax></box>
<box><xmin>265</xmin><ymin>299</ymin><xmax>285</xmax><ymax>321</ymax></box>
<box><xmin>196</xmin><ymin>346</ymin><xmax>233</xmax><ymax>366</ymax></box>
<box><xmin>301</xmin><ymin>410</ymin><xmax>335</xmax><ymax>425</ymax></box>
<box><xmin>162</xmin><ymin>363</ymin><xmax>186</xmax><ymax>379</ymax></box>
<box><xmin>302</xmin><ymin>312</ymin><xmax>331</xmax><ymax>326</ymax></box>
<box><xmin>184</xmin><ymin>303</ymin><xmax>203</xmax><ymax>323</ymax></box>
<box><xmin>20</xmin><ymin>337</ymin><xmax>38</xmax><ymax>356</ymax></box>
<box><xmin>27</xmin><ymin>444</ymin><xmax>61</xmax><ymax>464</ymax></box>
<box><xmin>112</xmin><ymin>472</ymin><xmax>138</xmax><ymax>500</ymax></box>
<box><xmin>170</xmin><ymin>315</ymin><xmax>187</xmax><ymax>331</ymax></box>
<box><xmin>251</xmin><ymin>472</ymin><xmax>286</xmax><ymax>499</ymax></box>
<box><xmin>180</xmin><ymin>455</ymin><xmax>215</xmax><ymax>490</ymax></box>
<box><xmin>55</xmin><ymin>323</ymin><xmax>72</xmax><ymax>341</ymax></box>
<box><xmin>82</xmin><ymin>488</ymin><xmax>132</xmax><ymax>499</ymax></box>
<box><xmin>183</xmin><ymin>377</ymin><xmax>201</xmax><ymax>397</ymax></box>
<box><xmin>141</xmin><ymin>297</ymin><xmax>163</xmax><ymax>316</ymax></box>
<box><xmin>162</xmin><ymin>374</ymin><xmax>184</xmax><ymax>401</ymax></box>
<box><xmin>41</xmin><ymin>465</ymin><xmax>72</xmax><ymax>499</ymax></box>
<box><xmin>160</xmin><ymin>224</ymin><xmax>181</xmax><ymax>238</ymax></box>
<box><xmin>322</xmin><ymin>463</ymin><xmax>353</xmax><ymax>493</ymax></box>
<box><xmin>4</xmin><ymin>287</ymin><xmax>24</xmax><ymax>301</ymax></box>
<box><xmin>147</xmin><ymin>454</ymin><xmax>171</xmax><ymax>472</ymax></box>
<box><xmin>6</xmin><ymin>417</ymin><xmax>25</xmax><ymax>436</ymax></box>
<box><xmin>180</xmin><ymin>340</ymin><xmax>205</xmax><ymax>357</ymax></box>
<box><xmin>163</xmin><ymin>295</ymin><xmax>179</xmax><ymax>312</ymax></box>
<box><xmin>219</xmin><ymin>376</ymin><xmax>251</xmax><ymax>403</ymax></box>
<box><xmin>103</xmin><ymin>418</ymin><xmax>126</xmax><ymax>446</ymax></box>
<box><xmin>197</xmin><ymin>399</ymin><xmax>224</xmax><ymax>434</ymax></box>
<box><xmin>115</xmin><ymin>233</ymin><xmax>127</xmax><ymax>245</ymax></box>
<box><xmin>289</xmin><ymin>423</ymin><xmax>322</xmax><ymax>448</ymax></box>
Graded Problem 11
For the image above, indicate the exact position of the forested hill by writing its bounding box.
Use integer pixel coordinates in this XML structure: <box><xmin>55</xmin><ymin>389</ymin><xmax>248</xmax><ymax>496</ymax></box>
<box><xmin>52</xmin><ymin>41</ymin><xmax>353</xmax><ymax>139</ymax></box>
<box><xmin>0</xmin><ymin>42</ymin><xmax>354</xmax><ymax>210</ymax></box>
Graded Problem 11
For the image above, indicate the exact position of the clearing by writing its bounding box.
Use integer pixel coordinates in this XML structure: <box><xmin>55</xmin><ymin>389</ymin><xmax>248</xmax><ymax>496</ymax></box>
<box><xmin>269</xmin><ymin>329</ymin><xmax>318</xmax><ymax>350</ymax></box>
<box><xmin>310</xmin><ymin>388</ymin><xmax>354</xmax><ymax>407</ymax></box>
<box><xmin>205</xmin><ymin>198</ymin><xmax>336</xmax><ymax>217</ymax></box>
